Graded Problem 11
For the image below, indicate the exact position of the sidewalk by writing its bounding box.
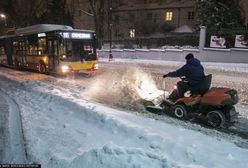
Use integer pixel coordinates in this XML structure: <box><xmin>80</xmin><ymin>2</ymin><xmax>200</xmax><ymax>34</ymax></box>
<box><xmin>99</xmin><ymin>57</ymin><xmax>248</xmax><ymax>73</ymax></box>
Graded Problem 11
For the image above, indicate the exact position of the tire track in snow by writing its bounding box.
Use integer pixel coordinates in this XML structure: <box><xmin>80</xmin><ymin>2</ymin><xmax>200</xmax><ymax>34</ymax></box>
<box><xmin>0</xmin><ymin>90</ymin><xmax>9</xmax><ymax>162</ymax></box>
<box><xmin>0</xmin><ymin>89</ymin><xmax>27</xmax><ymax>163</ymax></box>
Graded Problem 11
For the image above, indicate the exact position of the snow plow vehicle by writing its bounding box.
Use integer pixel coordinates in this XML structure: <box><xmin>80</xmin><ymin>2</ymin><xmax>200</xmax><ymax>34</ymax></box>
<box><xmin>145</xmin><ymin>74</ymin><xmax>239</xmax><ymax>128</ymax></box>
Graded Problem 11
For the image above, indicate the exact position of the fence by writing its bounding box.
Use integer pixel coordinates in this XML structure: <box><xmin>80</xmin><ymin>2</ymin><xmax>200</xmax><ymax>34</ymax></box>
<box><xmin>100</xmin><ymin>33</ymin><xmax>199</xmax><ymax>49</ymax></box>
<box><xmin>98</xmin><ymin>27</ymin><xmax>248</xmax><ymax>63</ymax></box>
<box><xmin>205</xmin><ymin>28</ymin><xmax>248</xmax><ymax>48</ymax></box>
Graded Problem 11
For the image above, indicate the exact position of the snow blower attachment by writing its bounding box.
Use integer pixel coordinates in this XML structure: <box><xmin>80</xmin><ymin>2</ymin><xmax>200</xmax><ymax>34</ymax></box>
<box><xmin>144</xmin><ymin>74</ymin><xmax>239</xmax><ymax>128</ymax></box>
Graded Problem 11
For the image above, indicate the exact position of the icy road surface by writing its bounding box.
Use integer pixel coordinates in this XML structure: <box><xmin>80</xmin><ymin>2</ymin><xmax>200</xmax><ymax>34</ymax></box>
<box><xmin>0</xmin><ymin>61</ymin><xmax>248</xmax><ymax>168</ymax></box>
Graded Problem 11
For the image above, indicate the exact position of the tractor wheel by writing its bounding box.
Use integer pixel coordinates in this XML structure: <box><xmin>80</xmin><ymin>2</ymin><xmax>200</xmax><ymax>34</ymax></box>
<box><xmin>173</xmin><ymin>104</ymin><xmax>188</xmax><ymax>119</ymax></box>
<box><xmin>207</xmin><ymin>111</ymin><xmax>225</xmax><ymax>128</ymax></box>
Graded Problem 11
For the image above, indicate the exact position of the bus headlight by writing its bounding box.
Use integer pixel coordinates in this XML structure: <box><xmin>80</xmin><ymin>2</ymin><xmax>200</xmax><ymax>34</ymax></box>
<box><xmin>43</xmin><ymin>57</ymin><xmax>47</xmax><ymax>62</ymax></box>
<box><xmin>61</xmin><ymin>65</ymin><xmax>72</xmax><ymax>73</ymax></box>
<box><xmin>93</xmin><ymin>63</ymin><xmax>99</xmax><ymax>70</ymax></box>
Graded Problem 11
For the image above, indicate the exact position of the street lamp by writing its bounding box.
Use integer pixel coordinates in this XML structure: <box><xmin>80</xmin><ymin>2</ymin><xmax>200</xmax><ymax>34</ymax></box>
<box><xmin>108</xmin><ymin>0</ymin><xmax>113</xmax><ymax>61</ymax></box>
<box><xmin>0</xmin><ymin>13</ymin><xmax>7</xmax><ymax>26</ymax></box>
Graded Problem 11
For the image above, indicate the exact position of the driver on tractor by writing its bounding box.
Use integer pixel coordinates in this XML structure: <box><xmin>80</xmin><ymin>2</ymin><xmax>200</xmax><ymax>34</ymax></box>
<box><xmin>163</xmin><ymin>53</ymin><xmax>205</xmax><ymax>101</ymax></box>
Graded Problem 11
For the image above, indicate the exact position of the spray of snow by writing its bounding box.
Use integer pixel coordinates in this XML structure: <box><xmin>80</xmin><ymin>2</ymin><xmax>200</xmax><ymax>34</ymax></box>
<box><xmin>84</xmin><ymin>66</ymin><xmax>164</xmax><ymax>109</ymax></box>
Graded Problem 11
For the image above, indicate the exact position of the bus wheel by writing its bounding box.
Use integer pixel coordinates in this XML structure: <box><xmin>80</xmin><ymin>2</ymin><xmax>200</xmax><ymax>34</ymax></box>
<box><xmin>39</xmin><ymin>63</ymin><xmax>47</xmax><ymax>74</ymax></box>
<box><xmin>15</xmin><ymin>60</ymin><xmax>20</xmax><ymax>69</ymax></box>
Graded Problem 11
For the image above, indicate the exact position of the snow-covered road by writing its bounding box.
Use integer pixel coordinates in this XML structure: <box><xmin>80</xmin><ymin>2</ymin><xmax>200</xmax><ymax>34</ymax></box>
<box><xmin>0</xmin><ymin>61</ymin><xmax>248</xmax><ymax>168</ymax></box>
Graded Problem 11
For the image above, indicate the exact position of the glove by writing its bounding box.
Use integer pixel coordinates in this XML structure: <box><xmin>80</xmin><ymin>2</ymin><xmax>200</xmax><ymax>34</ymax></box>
<box><xmin>163</xmin><ymin>74</ymin><xmax>168</xmax><ymax>78</ymax></box>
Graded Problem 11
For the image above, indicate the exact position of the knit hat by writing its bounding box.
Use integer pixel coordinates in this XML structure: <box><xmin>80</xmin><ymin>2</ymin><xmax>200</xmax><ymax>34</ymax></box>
<box><xmin>185</xmin><ymin>53</ymin><xmax>194</xmax><ymax>60</ymax></box>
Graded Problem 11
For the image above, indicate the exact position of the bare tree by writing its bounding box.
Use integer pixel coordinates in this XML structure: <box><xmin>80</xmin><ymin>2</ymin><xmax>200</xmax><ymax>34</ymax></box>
<box><xmin>88</xmin><ymin>0</ymin><xmax>105</xmax><ymax>46</ymax></box>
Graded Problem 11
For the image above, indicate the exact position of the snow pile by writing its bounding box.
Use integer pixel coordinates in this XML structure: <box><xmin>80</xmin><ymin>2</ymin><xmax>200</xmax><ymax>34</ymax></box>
<box><xmin>16</xmin><ymin>77</ymin><xmax>248</xmax><ymax>168</ymax></box>
<box><xmin>100</xmin><ymin>58</ymin><xmax>248</xmax><ymax>73</ymax></box>
<box><xmin>161</xmin><ymin>45</ymin><xmax>198</xmax><ymax>50</ymax></box>
<box><xmin>173</xmin><ymin>25</ymin><xmax>194</xmax><ymax>33</ymax></box>
<box><xmin>67</xmin><ymin>144</ymin><xmax>169</xmax><ymax>168</ymax></box>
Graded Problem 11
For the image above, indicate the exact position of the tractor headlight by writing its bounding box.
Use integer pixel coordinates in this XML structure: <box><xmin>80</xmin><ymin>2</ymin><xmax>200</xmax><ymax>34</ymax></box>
<box><xmin>227</xmin><ymin>89</ymin><xmax>239</xmax><ymax>104</ymax></box>
<box><xmin>174</xmin><ymin>85</ymin><xmax>177</xmax><ymax>90</ymax></box>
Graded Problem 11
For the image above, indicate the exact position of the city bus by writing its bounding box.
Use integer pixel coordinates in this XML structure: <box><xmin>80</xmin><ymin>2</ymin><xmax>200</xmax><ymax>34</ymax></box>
<box><xmin>0</xmin><ymin>24</ymin><xmax>98</xmax><ymax>74</ymax></box>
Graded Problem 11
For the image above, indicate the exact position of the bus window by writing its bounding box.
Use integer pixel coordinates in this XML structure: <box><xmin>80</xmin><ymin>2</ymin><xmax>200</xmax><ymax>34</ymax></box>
<box><xmin>0</xmin><ymin>41</ymin><xmax>5</xmax><ymax>55</ymax></box>
<box><xmin>28</xmin><ymin>35</ymin><xmax>38</xmax><ymax>56</ymax></box>
<box><xmin>0</xmin><ymin>44</ymin><xmax>5</xmax><ymax>60</ymax></box>
<box><xmin>38</xmin><ymin>38</ymin><xmax>46</xmax><ymax>55</ymax></box>
<box><xmin>59</xmin><ymin>40</ymin><xmax>67</xmax><ymax>61</ymax></box>
<box><xmin>62</xmin><ymin>40</ymin><xmax>96</xmax><ymax>62</ymax></box>
<box><xmin>0</xmin><ymin>47</ymin><xmax>4</xmax><ymax>55</ymax></box>
<box><xmin>13</xmin><ymin>41</ymin><xmax>18</xmax><ymax>56</ymax></box>
<box><xmin>0</xmin><ymin>40</ymin><xmax>8</xmax><ymax>65</ymax></box>
<box><xmin>82</xmin><ymin>44</ymin><xmax>95</xmax><ymax>61</ymax></box>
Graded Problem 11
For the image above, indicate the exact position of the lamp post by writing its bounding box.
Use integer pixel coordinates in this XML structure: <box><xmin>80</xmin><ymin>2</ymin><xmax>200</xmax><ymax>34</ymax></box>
<box><xmin>0</xmin><ymin>14</ymin><xmax>7</xmax><ymax>26</ymax></box>
<box><xmin>108</xmin><ymin>0</ymin><xmax>113</xmax><ymax>61</ymax></box>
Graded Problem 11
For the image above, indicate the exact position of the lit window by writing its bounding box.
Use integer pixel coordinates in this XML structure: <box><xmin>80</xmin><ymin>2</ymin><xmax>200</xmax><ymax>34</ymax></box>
<box><xmin>129</xmin><ymin>29</ymin><xmax>135</xmax><ymax>38</ymax></box>
<box><xmin>165</xmin><ymin>12</ymin><xmax>173</xmax><ymax>21</ymax></box>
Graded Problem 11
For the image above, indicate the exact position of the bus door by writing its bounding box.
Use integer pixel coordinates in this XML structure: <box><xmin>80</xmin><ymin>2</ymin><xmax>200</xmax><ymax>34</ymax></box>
<box><xmin>47</xmin><ymin>39</ymin><xmax>59</xmax><ymax>72</ymax></box>
<box><xmin>20</xmin><ymin>41</ymin><xmax>26</xmax><ymax>66</ymax></box>
<box><xmin>4</xmin><ymin>38</ymin><xmax>13</xmax><ymax>66</ymax></box>
<box><xmin>13</xmin><ymin>40</ymin><xmax>26</xmax><ymax>68</ymax></box>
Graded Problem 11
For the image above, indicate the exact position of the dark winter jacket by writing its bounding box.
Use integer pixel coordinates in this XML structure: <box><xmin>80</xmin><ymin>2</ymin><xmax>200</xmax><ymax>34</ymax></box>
<box><xmin>167</xmin><ymin>58</ymin><xmax>205</xmax><ymax>86</ymax></box>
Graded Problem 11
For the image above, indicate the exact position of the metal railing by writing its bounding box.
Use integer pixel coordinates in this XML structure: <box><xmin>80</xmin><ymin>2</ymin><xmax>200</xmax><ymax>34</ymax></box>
<box><xmin>101</xmin><ymin>32</ymin><xmax>199</xmax><ymax>49</ymax></box>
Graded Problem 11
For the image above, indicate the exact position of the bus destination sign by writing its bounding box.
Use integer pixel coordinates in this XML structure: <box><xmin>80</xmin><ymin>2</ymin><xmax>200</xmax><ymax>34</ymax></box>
<box><xmin>60</xmin><ymin>32</ymin><xmax>92</xmax><ymax>39</ymax></box>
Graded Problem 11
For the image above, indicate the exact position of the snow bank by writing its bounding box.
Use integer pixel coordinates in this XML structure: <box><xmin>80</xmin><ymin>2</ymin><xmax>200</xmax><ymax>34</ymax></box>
<box><xmin>67</xmin><ymin>144</ymin><xmax>169</xmax><ymax>168</ymax></box>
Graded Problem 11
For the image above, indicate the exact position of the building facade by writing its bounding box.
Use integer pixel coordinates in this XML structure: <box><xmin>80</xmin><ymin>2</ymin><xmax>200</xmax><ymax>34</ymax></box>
<box><xmin>1</xmin><ymin>0</ymin><xmax>247</xmax><ymax>39</ymax></box>
<box><xmin>118</xmin><ymin>0</ymin><xmax>195</xmax><ymax>38</ymax></box>
<box><xmin>239</xmin><ymin>0</ymin><xmax>248</xmax><ymax>25</ymax></box>
<box><xmin>71</xmin><ymin>0</ymin><xmax>196</xmax><ymax>40</ymax></box>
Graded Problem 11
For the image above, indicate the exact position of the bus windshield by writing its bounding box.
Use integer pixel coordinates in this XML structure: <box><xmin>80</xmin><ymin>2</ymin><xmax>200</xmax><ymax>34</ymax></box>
<box><xmin>60</xmin><ymin>40</ymin><xmax>96</xmax><ymax>62</ymax></box>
